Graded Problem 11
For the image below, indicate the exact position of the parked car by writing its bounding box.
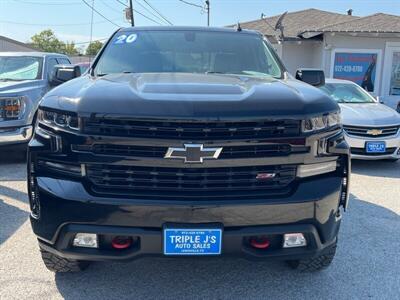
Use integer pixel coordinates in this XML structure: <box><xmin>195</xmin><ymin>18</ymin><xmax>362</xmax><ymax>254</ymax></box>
<box><xmin>28</xmin><ymin>27</ymin><xmax>350</xmax><ymax>273</ymax></box>
<box><xmin>397</xmin><ymin>101</ymin><xmax>400</xmax><ymax>113</ymax></box>
<box><xmin>319</xmin><ymin>79</ymin><xmax>400</xmax><ymax>161</ymax></box>
<box><xmin>0</xmin><ymin>52</ymin><xmax>71</xmax><ymax>148</ymax></box>
<box><xmin>76</xmin><ymin>62</ymin><xmax>90</xmax><ymax>74</ymax></box>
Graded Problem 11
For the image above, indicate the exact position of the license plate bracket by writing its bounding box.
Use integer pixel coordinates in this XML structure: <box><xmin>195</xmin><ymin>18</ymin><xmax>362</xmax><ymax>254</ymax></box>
<box><xmin>163</xmin><ymin>225</ymin><xmax>222</xmax><ymax>256</ymax></box>
<box><xmin>366</xmin><ymin>141</ymin><xmax>386</xmax><ymax>153</ymax></box>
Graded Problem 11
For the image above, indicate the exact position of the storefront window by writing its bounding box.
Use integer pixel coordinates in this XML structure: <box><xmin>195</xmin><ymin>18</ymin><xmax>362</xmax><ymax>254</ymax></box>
<box><xmin>332</xmin><ymin>52</ymin><xmax>379</xmax><ymax>93</ymax></box>
<box><xmin>389</xmin><ymin>52</ymin><xmax>400</xmax><ymax>96</ymax></box>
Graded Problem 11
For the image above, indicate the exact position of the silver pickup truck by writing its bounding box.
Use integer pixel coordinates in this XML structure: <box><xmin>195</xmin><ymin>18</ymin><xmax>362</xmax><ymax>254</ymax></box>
<box><xmin>0</xmin><ymin>52</ymin><xmax>71</xmax><ymax>147</ymax></box>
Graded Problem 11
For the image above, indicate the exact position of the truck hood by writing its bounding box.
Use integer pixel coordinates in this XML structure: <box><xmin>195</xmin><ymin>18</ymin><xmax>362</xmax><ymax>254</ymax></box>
<box><xmin>41</xmin><ymin>73</ymin><xmax>338</xmax><ymax>119</ymax></box>
<box><xmin>340</xmin><ymin>103</ymin><xmax>400</xmax><ymax>126</ymax></box>
<box><xmin>0</xmin><ymin>79</ymin><xmax>45</xmax><ymax>95</ymax></box>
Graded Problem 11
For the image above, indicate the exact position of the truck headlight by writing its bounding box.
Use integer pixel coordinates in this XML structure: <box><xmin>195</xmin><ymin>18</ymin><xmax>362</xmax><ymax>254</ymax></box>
<box><xmin>37</xmin><ymin>108</ymin><xmax>79</xmax><ymax>131</ymax></box>
<box><xmin>0</xmin><ymin>96</ymin><xmax>26</xmax><ymax>121</ymax></box>
<box><xmin>302</xmin><ymin>112</ymin><xmax>341</xmax><ymax>132</ymax></box>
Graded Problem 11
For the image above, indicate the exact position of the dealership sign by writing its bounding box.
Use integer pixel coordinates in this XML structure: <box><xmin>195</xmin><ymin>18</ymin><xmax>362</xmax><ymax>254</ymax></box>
<box><xmin>333</xmin><ymin>52</ymin><xmax>378</xmax><ymax>92</ymax></box>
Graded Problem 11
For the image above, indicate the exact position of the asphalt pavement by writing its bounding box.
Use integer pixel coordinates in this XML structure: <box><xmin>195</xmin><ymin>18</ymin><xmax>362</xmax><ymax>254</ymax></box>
<box><xmin>0</xmin><ymin>150</ymin><xmax>399</xmax><ymax>300</ymax></box>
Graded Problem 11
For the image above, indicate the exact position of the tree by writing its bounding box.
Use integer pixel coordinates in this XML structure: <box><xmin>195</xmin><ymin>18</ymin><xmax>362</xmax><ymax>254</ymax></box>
<box><xmin>86</xmin><ymin>41</ymin><xmax>103</xmax><ymax>56</ymax></box>
<box><xmin>62</xmin><ymin>42</ymin><xmax>79</xmax><ymax>55</ymax></box>
<box><xmin>31</xmin><ymin>30</ymin><xmax>64</xmax><ymax>53</ymax></box>
<box><xmin>30</xmin><ymin>30</ymin><xmax>79</xmax><ymax>55</ymax></box>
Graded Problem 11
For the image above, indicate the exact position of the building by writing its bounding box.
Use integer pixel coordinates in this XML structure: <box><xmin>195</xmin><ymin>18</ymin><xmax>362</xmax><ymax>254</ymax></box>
<box><xmin>0</xmin><ymin>35</ymin><xmax>38</xmax><ymax>52</ymax></box>
<box><xmin>238</xmin><ymin>9</ymin><xmax>400</xmax><ymax>108</ymax></box>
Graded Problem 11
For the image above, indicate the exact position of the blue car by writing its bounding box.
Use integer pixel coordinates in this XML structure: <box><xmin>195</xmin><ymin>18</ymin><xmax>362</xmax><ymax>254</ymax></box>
<box><xmin>0</xmin><ymin>52</ymin><xmax>71</xmax><ymax>147</ymax></box>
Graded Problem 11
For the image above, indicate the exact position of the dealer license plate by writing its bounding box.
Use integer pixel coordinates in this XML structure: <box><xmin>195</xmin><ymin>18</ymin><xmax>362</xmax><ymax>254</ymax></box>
<box><xmin>366</xmin><ymin>141</ymin><xmax>386</xmax><ymax>153</ymax></box>
<box><xmin>163</xmin><ymin>228</ymin><xmax>222</xmax><ymax>256</ymax></box>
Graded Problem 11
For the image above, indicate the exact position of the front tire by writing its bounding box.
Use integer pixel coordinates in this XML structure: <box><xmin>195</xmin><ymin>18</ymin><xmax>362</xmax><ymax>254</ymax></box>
<box><xmin>40</xmin><ymin>246</ymin><xmax>90</xmax><ymax>273</ymax></box>
<box><xmin>286</xmin><ymin>242</ymin><xmax>337</xmax><ymax>272</ymax></box>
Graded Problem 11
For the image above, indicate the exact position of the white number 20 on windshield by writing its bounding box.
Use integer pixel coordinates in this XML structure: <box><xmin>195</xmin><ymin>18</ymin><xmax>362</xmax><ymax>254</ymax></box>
<box><xmin>114</xmin><ymin>34</ymin><xmax>137</xmax><ymax>45</ymax></box>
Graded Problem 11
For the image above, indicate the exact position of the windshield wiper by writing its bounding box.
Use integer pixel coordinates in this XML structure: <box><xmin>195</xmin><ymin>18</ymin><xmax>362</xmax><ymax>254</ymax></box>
<box><xmin>0</xmin><ymin>78</ymin><xmax>22</xmax><ymax>82</ymax></box>
<box><xmin>205</xmin><ymin>71</ymin><xmax>227</xmax><ymax>74</ymax></box>
<box><xmin>96</xmin><ymin>71</ymin><xmax>136</xmax><ymax>77</ymax></box>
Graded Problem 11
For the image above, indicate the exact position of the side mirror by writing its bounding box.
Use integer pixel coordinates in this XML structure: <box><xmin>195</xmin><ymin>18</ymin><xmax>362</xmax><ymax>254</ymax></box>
<box><xmin>49</xmin><ymin>65</ymin><xmax>81</xmax><ymax>86</ymax></box>
<box><xmin>295</xmin><ymin>69</ymin><xmax>325</xmax><ymax>87</ymax></box>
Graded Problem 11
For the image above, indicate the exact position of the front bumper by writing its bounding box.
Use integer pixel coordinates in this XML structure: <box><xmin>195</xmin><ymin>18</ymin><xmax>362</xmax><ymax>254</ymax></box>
<box><xmin>38</xmin><ymin>223</ymin><xmax>338</xmax><ymax>262</ymax></box>
<box><xmin>345</xmin><ymin>131</ymin><xmax>400</xmax><ymax>160</ymax></box>
<box><xmin>31</xmin><ymin>173</ymin><xmax>344</xmax><ymax>262</ymax></box>
<box><xmin>0</xmin><ymin>125</ymin><xmax>33</xmax><ymax>146</ymax></box>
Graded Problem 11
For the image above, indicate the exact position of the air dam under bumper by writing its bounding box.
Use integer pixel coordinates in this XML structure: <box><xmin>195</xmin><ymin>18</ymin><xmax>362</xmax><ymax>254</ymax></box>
<box><xmin>31</xmin><ymin>174</ymin><xmax>343</xmax><ymax>261</ymax></box>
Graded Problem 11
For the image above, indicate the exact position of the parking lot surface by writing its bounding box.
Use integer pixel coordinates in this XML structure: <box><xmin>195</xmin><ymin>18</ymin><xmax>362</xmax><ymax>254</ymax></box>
<box><xmin>0</xmin><ymin>151</ymin><xmax>399</xmax><ymax>300</ymax></box>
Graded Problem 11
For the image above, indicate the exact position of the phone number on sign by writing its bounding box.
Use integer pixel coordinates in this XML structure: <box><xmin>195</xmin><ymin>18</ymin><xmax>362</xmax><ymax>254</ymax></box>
<box><xmin>335</xmin><ymin>65</ymin><xmax>363</xmax><ymax>73</ymax></box>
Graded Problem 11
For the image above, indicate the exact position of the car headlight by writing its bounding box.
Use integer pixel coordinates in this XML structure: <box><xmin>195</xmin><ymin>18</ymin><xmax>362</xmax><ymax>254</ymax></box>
<box><xmin>0</xmin><ymin>96</ymin><xmax>26</xmax><ymax>121</ymax></box>
<box><xmin>37</xmin><ymin>108</ymin><xmax>79</xmax><ymax>131</ymax></box>
<box><xmin>302</xmin><ymin>112</ymin><xmax>341</xmax><ymax>132</ymax></box>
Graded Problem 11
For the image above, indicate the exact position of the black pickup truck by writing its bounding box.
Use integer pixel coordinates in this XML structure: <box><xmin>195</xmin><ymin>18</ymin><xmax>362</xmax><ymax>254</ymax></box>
<box><xmin>28</xmin><ymin>27</ymin><xmax>350</xmax><ymax>273</ymax></box>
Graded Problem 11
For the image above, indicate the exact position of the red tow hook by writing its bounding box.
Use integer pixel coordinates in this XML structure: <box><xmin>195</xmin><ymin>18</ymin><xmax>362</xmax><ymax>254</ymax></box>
<box><xmin>249</xmin><ymin>237</ymin><xmax>270</xmax><ymax>249</ymax></box>
<box><xmin>111</xmin><ymin>236</ymin><xmax>133</xmax><ymax>249</ymax></box>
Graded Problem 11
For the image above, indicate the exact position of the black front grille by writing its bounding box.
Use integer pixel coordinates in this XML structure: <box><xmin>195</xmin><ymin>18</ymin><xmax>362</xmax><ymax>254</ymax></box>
<box><xmin>86</xmin><ymin>164</ymin><xmax>297</xmax><ymax>200</ymax></box>
<box><xmin>351</xmin><ymin>147</ymin><xmax>397</xmax><ymax>156</ymax></box>
<box><xmin>79</xmin><ymin>143</ymin><xmax>308</xmax><ymax>159</ymax></box>
<box><xmin>82</xmin><ymin>118</ymin><xmax>301</xmax><ymax>140</ymax></box>
<box><xmin>344</xmin><ymin>125</ymin><xmax>399</xmax><ymax>138</ymax></box>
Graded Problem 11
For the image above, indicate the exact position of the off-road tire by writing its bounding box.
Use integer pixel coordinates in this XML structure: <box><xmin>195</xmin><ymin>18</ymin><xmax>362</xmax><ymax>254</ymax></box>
<box><xmin>286</xmin><ymin>242</ymin><xmax>337</xmax><ymax>272</ymax></box>
<box><xmin>40</xmin><ymin>247</ymin><xmax>90</xmax><ymax>273</ymax></box>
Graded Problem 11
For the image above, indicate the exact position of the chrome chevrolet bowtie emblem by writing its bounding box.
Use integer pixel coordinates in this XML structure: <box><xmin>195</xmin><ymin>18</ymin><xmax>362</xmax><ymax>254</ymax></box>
<box><xmin>367</xmin><ymin>129</ymin><xmax>383</xmax><ymax>136</ymax></box>
<box><xmin>164</xmin><ymin>144</ymin><xmax>223</xmax><ymax>163</ymax></box>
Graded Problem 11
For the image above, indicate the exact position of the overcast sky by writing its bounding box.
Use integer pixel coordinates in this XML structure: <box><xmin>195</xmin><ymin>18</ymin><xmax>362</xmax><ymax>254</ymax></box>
<box><xmin>0</xmin><ymin>0</ymin><xmax>399</xmax><ymax>50</ymax></box>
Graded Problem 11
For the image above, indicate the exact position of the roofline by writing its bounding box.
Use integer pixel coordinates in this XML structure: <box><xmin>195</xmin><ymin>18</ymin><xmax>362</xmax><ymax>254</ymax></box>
<box><xmin>300</xmin><ymin>12</ymin><xmax>400</xmax><ymax>35</ymax></box>
<box><xmin>227</xmin><ymin>8</ymin><xmax>357</xmax><ymax>28</ymax></box>
<box><xmin>0</xmin><ymin>35</ymin><xmax>39</xmax><ymax>51</ymax></box>
<box><xmin>0</xmin><ymin>51</ymin><xmax>69</xmax><ymax>57</ymax></box>
<box><xmin>303</xmin><ymin>30</ymin><xmax>400</xmax><ymax>33</ymax></box>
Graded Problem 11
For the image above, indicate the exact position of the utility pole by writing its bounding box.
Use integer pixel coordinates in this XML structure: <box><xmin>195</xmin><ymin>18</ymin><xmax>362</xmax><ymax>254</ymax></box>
<box><xmin>89</xmin><ymin>0</ymin><xmax>95</xmax><ymax>63</ymax></box>
<box><xmin>129</xmin><ymin>0</ymin><xmax>134</xmax><ymax>26</ymax></box>
<box><xmin>205</xmin><ymin>0</ymin><xmax>210</xmax><ymax>26</ymax></box>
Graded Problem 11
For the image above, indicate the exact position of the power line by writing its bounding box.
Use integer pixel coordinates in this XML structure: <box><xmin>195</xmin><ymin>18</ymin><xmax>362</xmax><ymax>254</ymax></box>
<box><xmin>82</xmin><ymin>0</ymin><xmax>121</xmax><ymax>27</ymax></box>
<box><xmin>0</xmin><ymin>19</ymin><xmax>120</xmax><ymax>27</ymax></box>
<box><xmin>133</xmin><ymin>1</ymin><xmax>168</xmax><ymax>25</ymax></box>
<box><xmin>141</xmin><ymin>0</ymin><xmax>173</xmax><ymax>25</ymax></box>
<box><xmin>11</xmin><ymin>0</ymin><xmax>82</xmax><ymax>5</ymax></box>
<box><xmin>99</xmin><ymin>0</ymin><xmax>125</xmax><ymax>15</ymax></box>
<box><xmin>114</xmin><ymin>0</ymin><xmax>163</xmax><ymax>25</ymax></box>
<box><xmin>74</xmin><ymin>38</ymin><xmax>107</xmax><ymax>45</ymax></box>
<box><xmin>177</xmin><ymin>0</ymin><xmax>209</xmax><ymax>26</ymax></box>
<box><xmin>177</xmin><ymin>0</ymin><xmax>203</xmax><ymax>9</ymax></box>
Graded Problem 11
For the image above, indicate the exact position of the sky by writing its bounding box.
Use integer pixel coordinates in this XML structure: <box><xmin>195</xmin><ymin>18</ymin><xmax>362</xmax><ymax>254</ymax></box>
<box><xmin>0</xmin><ymin>0</ymin><xmax>399</xmax><ymax>51</ymax></box>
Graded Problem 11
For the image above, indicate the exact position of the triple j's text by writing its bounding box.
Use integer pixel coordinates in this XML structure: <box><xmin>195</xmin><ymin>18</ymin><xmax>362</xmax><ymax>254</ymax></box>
<box><xmin>169</xmin><ymin>232</ymin><xmax>217</xmax><ymax>250</ymax></box>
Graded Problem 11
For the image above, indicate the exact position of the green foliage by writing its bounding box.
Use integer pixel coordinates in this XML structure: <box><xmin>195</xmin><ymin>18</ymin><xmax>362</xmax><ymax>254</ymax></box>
<box><xmin>62</xmin><ymin>42</ymin><xmax>79</xmax><ymax>55</ymax></box>
<box><xmin>30</xmin><ymin>30</ymin><xmax>79</xmax><ymax>55</ymax></box>
<box><xmin>86</xmin><ymin>41</ymin><xmax>103</xmax><ymax>56</ymax></box>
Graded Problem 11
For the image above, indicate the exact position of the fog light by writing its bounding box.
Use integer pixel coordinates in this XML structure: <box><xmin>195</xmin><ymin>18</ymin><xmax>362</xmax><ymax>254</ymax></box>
<box><xmin>73</xmin><ymin>233</ymin><xmax>98</xmax><ymax>248</ymax></box>
<box><xmin>283</xmin><ymin>233</ymin><xmax>307</xmax><ymax>248</ymax></box>
<box><xmin>297</xmin><ymin>161</ymin><xmax>337</xmax><ymax>178</ymax></box>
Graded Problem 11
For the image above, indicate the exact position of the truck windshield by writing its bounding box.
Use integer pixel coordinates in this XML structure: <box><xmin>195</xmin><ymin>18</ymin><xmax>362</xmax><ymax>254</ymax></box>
<box><xmin>319</xmin><ymin>83</ymin><xmax>376</xmax><ymax>104</ymax></box>
<box><xmin>0</xmin><ymin>56</ymin><xmax>42</xmax><ymax>81</ymax></box>
<box><xmin>94</xmin><ymin>30</ymin><xmax>283</xmax><ymax>78</ymax></box>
